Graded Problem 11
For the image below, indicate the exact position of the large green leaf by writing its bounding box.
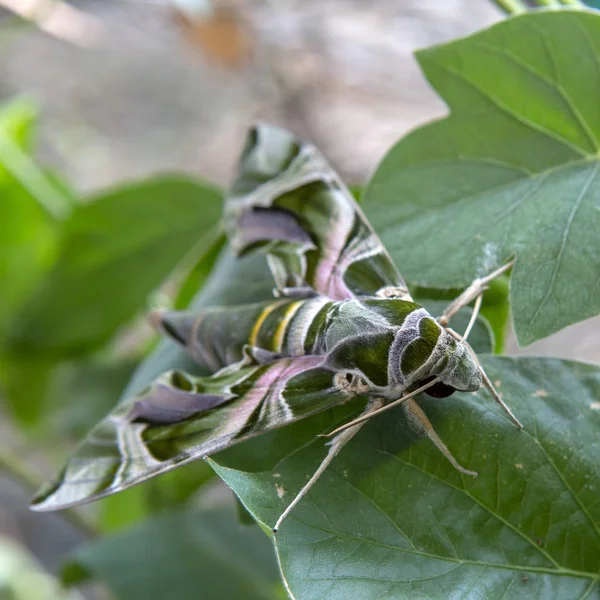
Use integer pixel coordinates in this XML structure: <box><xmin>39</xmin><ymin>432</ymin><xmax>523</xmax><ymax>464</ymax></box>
<box><xmin>62</xmin><ymin>508</ymin><xmax>283</xmax><ymax>600</ymax></box>
<box><xmin>211</xmin><ymin>356</ymin><xmax>600</xmax><ymax>600</ymax></box>
<box><xmin>0</xmin><ymin>100</ymin><xmax>62</xmax><ymax>425</ymax></box>
<box><xmin>364</xmin><ymin>10</ymin><xmax>600</xmax><ymax>346</ymax></box>
<box><xmin>0</xmin><ymin>99</ymin><xmax>72</xmax><ymax>220</ymax></box>
<box><xmin>7</xmin><ymin>176</ymin><xmax>222</xmax><ymax>357</ymax></box>
<box><xmin>95</xmin><ymin>461</ymin><xmax>214</xmax><ymax>532</ymax></box>
<box><xmin>0</xmin><ymin>100</ymin><xmax>58</xmax><ymax>343</ymax></box>
<box><xmin>47</xmin><ymin>360</ymin><xmax>140</xmax><ymax>439</ymax></box>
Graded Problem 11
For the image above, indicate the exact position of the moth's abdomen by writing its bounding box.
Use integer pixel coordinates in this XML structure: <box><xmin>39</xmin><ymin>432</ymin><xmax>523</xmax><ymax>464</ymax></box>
<box><xmin>153</xmin><ymin>297</ymin><xmax>335</xmax><ymax>371</ymax></box>
<box><xmin>153</xmin><ymin>302</ymin><xmax>272</xmax><ymax>370</ymax></box>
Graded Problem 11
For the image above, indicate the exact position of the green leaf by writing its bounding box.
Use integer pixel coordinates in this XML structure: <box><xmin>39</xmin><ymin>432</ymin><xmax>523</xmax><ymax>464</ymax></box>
<box><xmin>211</xmin><ymin>356</ymin><xmax>600</xmax><ymax>599</ymax></box>
<box><xmin>48</xmin><ymin>360</ymin><xmax>140</xmax><ymax>439</ymax></box>
<box><xmin>0</xmin><ymin>99</ymin><xmax>61</xmax><ymax>425</ymax></box>
<box><xmin>143</xmin><ymin>460</ymin><xmax>215</xmax><ymax>510</ymax></box>
<box><xmin>0</xmin><ymin>176</ymin><xmax>58</xmax><ymax>340</ymax></box>
<box><xmin>480</xmin><ymin>276</ymin><xmax>511</xmax><ymax>354</ymax></box>
<box><xmin>173</xmin><ymin>232</ymin><xmax>226</xmax><ymax>310</ymax></box>
<box><xmin>98</xmin><ymin>485</ymin><xmax>150</xmax><ymax>533</ymax></box>
<box><xmin>0</xmin><ymin>357</ymin><xmax>55</xmax><ymax>426</ymax></box>
<box><xmin>97</xmin><ymin>460</ymin><xmax>216</xmax><ymax>532</ymax></box>
<box><xmin>0</xmin><ymin>100</ymin><xmax>58</xmax><ymax>343</ymax></box>
<box><xmin>62</xmin><ymin>508</ymin><xmax>283</xmax><ymax>600</ymax></box>
<box><xmin>0</xmin><ymin>98</ymin><xmax>72</xmax><ymax>220</ymax></box>
<box><xmin>364</xmin><ymin>10</ymin><xmax>600</xmax><ymax>346</ymax></box>
<box><xmin>8</xmin><ymin>176</ymin><xmax>222</xmax><ymax>357</ymax></box>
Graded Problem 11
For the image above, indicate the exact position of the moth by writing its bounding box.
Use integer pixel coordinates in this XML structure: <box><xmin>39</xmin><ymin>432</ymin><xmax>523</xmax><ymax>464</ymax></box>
<box><xmin>30</xmin><ymin>124</ymin><xmax>522</xmax><ymax>531</ymax></box>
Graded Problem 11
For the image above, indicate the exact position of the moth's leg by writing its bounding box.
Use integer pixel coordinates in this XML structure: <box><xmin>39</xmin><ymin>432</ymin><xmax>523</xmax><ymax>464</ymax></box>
<box><xmin>438</xmin><ymin>259</ymin><xmax>514</xmax><ymax>327</ymax></box>
<box><xmin>273</xmin><ymin>396</ymin><xmax>385</xmax><ymax>533</ymax></box>
<box><xmin>402</xmin><ymin>397</ymin><xmax>478</xmax><ymax>477</ymax></box>
<box><xmin>322</xmin><ymin>378</ymin><xmax>440</xmax><ymax>438</ymax></box>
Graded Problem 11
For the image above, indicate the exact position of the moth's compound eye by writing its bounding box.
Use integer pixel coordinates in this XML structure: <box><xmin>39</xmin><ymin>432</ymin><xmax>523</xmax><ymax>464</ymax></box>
<box><xmin>418</xmin><ymin>376</ymin><xmax>456</xmax><ymax>398</ymax></box>
<box><xmin>345</xmin><ymin>372</ymin><xmax>353</xmax><ymax>383</ymax></box>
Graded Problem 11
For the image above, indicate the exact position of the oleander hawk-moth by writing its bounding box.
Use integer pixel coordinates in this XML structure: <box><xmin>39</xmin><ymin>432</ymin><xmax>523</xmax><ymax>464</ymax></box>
<box><xmin>30</xmin><ymin>124</ymin><xmax>520</xmax><ymax>529</ymax></box>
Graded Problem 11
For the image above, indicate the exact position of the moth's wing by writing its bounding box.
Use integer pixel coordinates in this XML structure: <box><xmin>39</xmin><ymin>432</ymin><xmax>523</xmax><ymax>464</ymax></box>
<box><xmin>30</xmin><ymin>355</ymin><xmax>355</xmax><ymax>511</ymax></box>
<box><xmin>224</xmin><ymin>124</ymin><xmax>411</xmax><ymax>301</ymax></box>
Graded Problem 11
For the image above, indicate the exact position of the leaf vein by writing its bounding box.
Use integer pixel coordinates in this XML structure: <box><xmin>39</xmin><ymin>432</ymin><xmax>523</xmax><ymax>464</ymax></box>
<box><xmin>474</xmin><ymin>38</ymin><xmax>599</xmax><ymax>153</ymax></box>
<box><xmin>521</xmin><ymin>426</ymin><xmax>600</xmax><ymax>543</ymax></box>
<box><xmin>430</xmin><ymin>59</ymin><xmax>588</xmax><ymax>159</ymax></box>
<box><xmin>530</xmin><ymin>162</ymin><xmax>600</xmax><ymax>328</ymax></box>
<box><xmin>368</xmin><ymin>446</ymin><xmax>562</xmax><ymax>569</ymax></box>
<box><xmin>279</xmin><ymin>517</ymin><xmax>599</xmax><ymax>580</ymax></box>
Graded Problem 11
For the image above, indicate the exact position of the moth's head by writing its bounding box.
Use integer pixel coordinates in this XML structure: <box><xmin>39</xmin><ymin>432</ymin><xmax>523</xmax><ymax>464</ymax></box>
<box><xmin>406</xmin><ymin>319</ymin><xmax>482</xmax><ymax>398</ymax></box>
<box><xmin>427</xmin><ymin>331</ymin><xmax>482</xmax><ymax>397</ymax></box>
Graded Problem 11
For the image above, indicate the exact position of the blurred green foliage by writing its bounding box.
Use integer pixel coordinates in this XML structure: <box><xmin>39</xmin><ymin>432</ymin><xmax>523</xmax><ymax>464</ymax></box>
<box><xmin>0</xmin><ymin>97</ymin><xmax>265</xmax><ymax>598</ymax></box>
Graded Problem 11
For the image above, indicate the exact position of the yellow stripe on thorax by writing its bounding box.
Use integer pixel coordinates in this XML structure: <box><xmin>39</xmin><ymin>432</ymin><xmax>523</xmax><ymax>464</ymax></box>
<box><xmin>273</xmin><ymin>300</ymin><xmax>304</xmax><ymax>353</ymax></box>
<box><xmin>249</xmin><ymin>300</ymin><xmax>288</xmax><ymax>347</ymax></box>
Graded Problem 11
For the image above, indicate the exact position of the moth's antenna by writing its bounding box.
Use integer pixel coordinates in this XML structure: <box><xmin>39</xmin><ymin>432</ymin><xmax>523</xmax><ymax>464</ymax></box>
<box><xmin>439</xmin><ymin>259</ymin><xmax>514</xmax><ymax>327</ymax></box>
<box><xmin>322</xmin><ymin>377</ymin><xmax>440</xmax><ymax>438</ymax></box>
<box><xmin>462</xmin><ymin>293</ymin><xmax>482</xmax><ymax>342</ymax></box>
<box><xmin>274</xmin><ymin>397</ymin><xmax>385</xmax><ymax>533</ymax></box>
<box><xmin>447</xmin><ymin>328</ymin><xmax>523</xmax><ymax>429</ymax></box>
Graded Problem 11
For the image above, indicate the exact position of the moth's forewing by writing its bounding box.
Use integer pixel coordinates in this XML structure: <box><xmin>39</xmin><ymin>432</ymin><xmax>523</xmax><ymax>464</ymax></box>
<box><xmin>224</xmin><ymin>124</ymin><xmax>410</xmax><ymax>300</ymax></box>
<box><xmin>31</xmin><ymin>356</ymin><xmax>356</xmax><ymax>511</ymax></box>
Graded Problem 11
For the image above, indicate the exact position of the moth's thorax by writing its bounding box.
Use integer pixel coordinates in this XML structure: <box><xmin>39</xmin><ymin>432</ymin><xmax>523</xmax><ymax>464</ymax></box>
<box><xmin>317</xmin><ymin>298</ymin><xmax>421</xmax><ymax>353</ymax></box>
<box><xmin>320</xmin><ymin>298</ymin><xmax>482</xmax><ymax>396</ymax></box>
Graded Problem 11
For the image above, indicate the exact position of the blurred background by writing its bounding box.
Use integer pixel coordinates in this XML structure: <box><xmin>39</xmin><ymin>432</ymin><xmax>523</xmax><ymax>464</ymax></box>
<box><xmin>1</xmin><ymin>1</ymin><xmax>599</xmax><ymax>598</ymax></box>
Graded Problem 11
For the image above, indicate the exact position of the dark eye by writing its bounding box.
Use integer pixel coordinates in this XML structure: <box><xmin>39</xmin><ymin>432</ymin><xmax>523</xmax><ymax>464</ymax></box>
<box><xmin>418</xmin><ymin>376</ymin><xmax>456</xmax><ymax>398</ymax></box>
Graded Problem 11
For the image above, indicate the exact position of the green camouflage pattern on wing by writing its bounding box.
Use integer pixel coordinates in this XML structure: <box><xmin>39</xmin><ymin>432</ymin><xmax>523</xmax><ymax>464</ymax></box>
<box><xmin>224</xmin><ymin>124</ymin><xmax>411</xmax><ymax>300</ymax></box>
<box><xmin>31</xmin><ymin>355</ymin><xmax>356</xmax><ymax>510</ymax></box>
